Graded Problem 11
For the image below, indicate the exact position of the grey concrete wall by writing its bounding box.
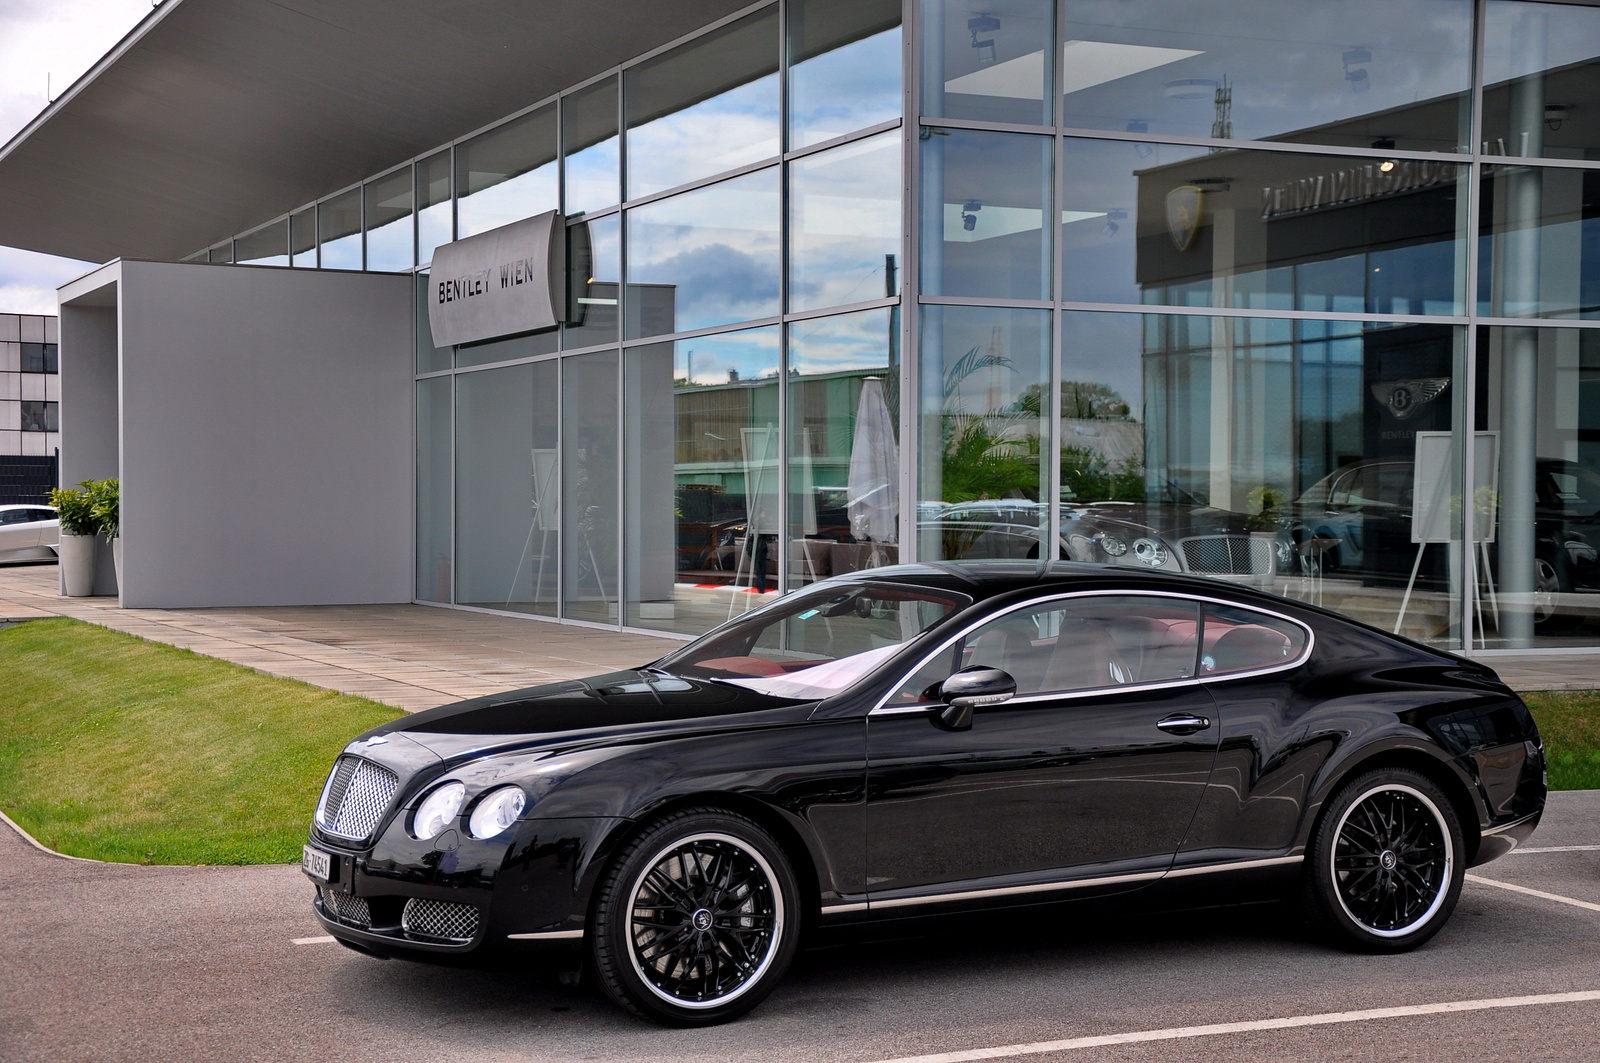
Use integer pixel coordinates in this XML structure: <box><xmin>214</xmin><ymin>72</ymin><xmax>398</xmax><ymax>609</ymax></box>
<box><xmin>58</xmin><ymin>287</ymin><xmax>122</xmax><ymax>596</ymax></box>
<box><xmin>118</xmin><ymin>262</ymin><xmax>413</xmax><ymax>607</ymax></box>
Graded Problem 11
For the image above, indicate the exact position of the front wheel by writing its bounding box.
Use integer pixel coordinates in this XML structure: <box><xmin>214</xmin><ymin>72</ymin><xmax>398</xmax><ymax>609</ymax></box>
<box><xmin>590</xmin><ymin>808</ymin><xmax>800</xmax><ymax>1025</ymax></box>
<box><xmin>1302</xmin><ymin>769</ymin><xmax>1464</xmax><ymax>953</ymax></box>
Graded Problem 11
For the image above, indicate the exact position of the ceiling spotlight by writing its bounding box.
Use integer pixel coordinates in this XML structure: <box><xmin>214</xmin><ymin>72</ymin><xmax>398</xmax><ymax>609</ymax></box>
<box><xmin>961</xmin><ymin>199</ymin><xmax>982</xmax><ymax>232</ymax></box>
<box><xmin>1546</xmin><ymin>103</ymin><xmax>1571</xmax><ymax>131</ymax></box>
<box><xmin>1343</xmin><ymin>47</ymin><xmax>1372</xmax><ymax>94</ymax></box>
<box><xmin>1379</xmin><ymin>159</ymin><xmax>1396</xmax><ymax>173</ymax></box>
<box><xmin>1103</xmin><ymin>209</ymin><xmax>1128</xmax><ymax>238</ymax></box>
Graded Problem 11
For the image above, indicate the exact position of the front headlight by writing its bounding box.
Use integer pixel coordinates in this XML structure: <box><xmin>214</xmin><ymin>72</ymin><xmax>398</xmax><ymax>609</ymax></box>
<box><xmin>413</xmin><ymin>781</ymin><xmax>466</xmax><ymax>840</ymax></box>
<box><xmin>1133</xmin><ymin>537</ymin><xmax>1169</xmax><ymax>567</ymax></box>
<box><xmin>468</xmin><ymin>786</ymin><xmax>527</xmax><ymax>839</ymax></box>
<box><xmin>1099</xmin><ymin>534</ymin><xmax>1128</xmax><ymax>557</ymax></box>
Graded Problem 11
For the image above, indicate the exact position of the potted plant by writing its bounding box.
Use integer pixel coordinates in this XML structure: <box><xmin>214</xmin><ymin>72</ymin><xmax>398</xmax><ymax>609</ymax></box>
<box><xmin>49</xmin><ymin>484</ymin><xmax>98</xmax><ymax>596</ymax></box>
<box><xmin>86</xmin><ymin>478</ymin><xmax>121</xmax><ymax>591</ymax></box>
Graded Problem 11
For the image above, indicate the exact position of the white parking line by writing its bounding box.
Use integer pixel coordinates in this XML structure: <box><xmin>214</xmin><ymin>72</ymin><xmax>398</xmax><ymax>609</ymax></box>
<box><xmin>856</xmin><ymin>991</ymin><xmax>1600</xmax><ymax>1063</ymax></box>
<box><xmin>1467</xmin><ymin>874</ymin><xmax>1600</xmax><ymax>914</ymax></box>
<box><xmin>292</xmin><ymin>935</ymin><xmax>336</xmax><ymax>945</ymax></box>
<box><xmin>1509</xmin><ymin>845</ymin><xmax>1600</xmax><ymax>854</ymax></box>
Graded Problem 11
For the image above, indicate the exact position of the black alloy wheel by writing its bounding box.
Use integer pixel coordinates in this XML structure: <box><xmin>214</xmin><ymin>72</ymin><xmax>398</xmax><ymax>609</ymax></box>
<box><xmin>1303</xmin><ymin>768</ymin><xmax>1464</xmax><ymax>952</ymax></box>
<box><xmin>591</xmin><ymin>808</ymin><xmax>800</xmax><ymax>1025</ymax></box>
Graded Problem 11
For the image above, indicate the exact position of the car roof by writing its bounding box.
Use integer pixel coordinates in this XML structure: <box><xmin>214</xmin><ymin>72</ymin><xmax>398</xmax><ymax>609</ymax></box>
<box><xmin>827</xmin><ymin>559</ymin><xmax>1295</xmax><ymax>608</ymax></box>
<box><xmin>0</xmin><ymin>503</ymin><xmax>54</xmax><ymax>512</ymax></box>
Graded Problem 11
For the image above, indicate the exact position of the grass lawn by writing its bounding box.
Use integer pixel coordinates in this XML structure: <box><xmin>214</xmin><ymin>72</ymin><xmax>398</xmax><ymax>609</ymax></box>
<box><xmin>1524</xmin><ymin>690</ymin><xmax>1600</xmax><ymax>792</ymax></box>
<box><xmin>0</xmin><ymin>616</ymin><xmax>399</xmax><ymax>864</ymax></box>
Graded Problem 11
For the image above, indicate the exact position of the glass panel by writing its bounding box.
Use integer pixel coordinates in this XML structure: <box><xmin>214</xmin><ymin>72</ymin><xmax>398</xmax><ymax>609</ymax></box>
<box><xmin>1060</xmin><ymin>137</ymin><xmax>1468</xmax><ymax>314</ymax></box>
<box><xmin>563</xmin><ymin>75</ymin><xmax>619</xmax><ymax>216</ymax></box>
<box><xmin>1478</xmin><ymin>162</ymin><xmax>1600</xmax><ymax>320</ymax></box>
<box><xmin>921</xmin><ymin>0</ymin><xmax>1053</xmax><ymax>126</ymax></box>
<box><xmin>789</xmin><ymin>131</ymin><xmax>901</xmax><ymax>313</ymax></box>
<box><xmin>234</xmin><ymin>221</ymin><xmax>287</xmax><ymax>266</ymax></box>
<box><xmin>563</xmin><ymin>351</ymin><xmax>619</xmax><ymax>623</ymax></box>
<box><xmin>624</xmin><ymin>8</ymin><xmax>779</xmax><ymax>200</ymax></box>
<box><xmin>318</xmin><ymin>189</ymin><xmax>362</xmax><ymax>270</ymax></box>
<box><xmin>455</xmin><ymin>360</ymin><xmax>559</xmax><ymax>616</ymax></box>
<box><xmin>1056</xmin><ymin>0</ymin><xmax>1473</xmax><ymax>152</ymax></box>
<box><xmin>209</xmin><ymin>244</ymin><xmax>232</xmax><ymax>264</ymax></box>
<box><xmin>625</xmin><ymin>326</ymin><xmax>781</xmax><ymax>634</ymax></box>
<box><xmin>788</xmin><ymin>0</ymin><xmax>902</xmax><ymax>148</ymax></box>
<box><xmin>1060</xmin><ymin>310</ymin><xmax>1463</xmax><ymax>648</ymax></box>
<box><xmin>789</xmin><ymin>308</ymin><xmax>901</xmax><ymax>587</ymax></box>
<box><xmin>417</xmin><ymin>150</ymin><xmax>452</xmax><ymax>265</ymax></box>
<box><xmin>656</xmin><ymin>581</ymin><xmax>966</xmax><ymax>697</ymax></box>
<box><xmin>565</xmin><ymin>214</ymin><xmax>619</xmax><ymax>349</ymax></box>
<box><xmin>365</xmin><ymin>168</ymin><xmax>413</xmax><ymax>272</ymax></box>
<box><xmin>625</xmin><ymin>167</ymin><xmax>780</xmax><ymax>339</ymax></box>
<box><xmin>416</xmin><ymin>271</ymin><xmax>451</xmax><ymax>374</ymax></box>
<box><xmin>290</xmin><ymin>207</ymin><xmax>316</xmax><ymax>268</ymax></box>
<box><xmin>1478</xmin><ymin>326</ymin><xmax>1600</xmax><ymax>646</ymax></box>
<box><xmin>456</xmin><ymin>105</ymin><xmax>558</xmax><ymax>239</ymax></box>
<box><xmin>455</xmin><ymin>328</ymin><xmax>558</xmax><ymax>370</ymax></box>
<box><xmin>919</xmin><ymin>128</ymin><xmax>1051</xmax><ymax>300</ymax></box>
<box><xmin>916</xmin><ymin>305</ymin><xmax>1050</xmax><ymax>562</ymax></box>
<box><xmin>416</xmin><ymin>377</ymin><xmax>452</xmax><ymax>603</ymax></box>
<box><xmin>1201</xmin><ymin>603</ymin><xmax>1307</xmax><ymax>674</ymax></box>
<box><xmin>1483</xmin><ymin>1</ymin><xmax>1600</xmax><ymax>162</ymax></box>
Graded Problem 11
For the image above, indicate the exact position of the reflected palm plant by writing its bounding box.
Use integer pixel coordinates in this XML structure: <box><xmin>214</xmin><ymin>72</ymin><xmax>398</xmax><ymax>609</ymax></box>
<box><xmin>942</xmin><ymin>344</ymin><xmax>1014</xmax><ymax>406</ymax></box>
<box><xmin>940</xmin><ymin>415</ymin><xmax>1040</xmax><ymax>504</ymax></box>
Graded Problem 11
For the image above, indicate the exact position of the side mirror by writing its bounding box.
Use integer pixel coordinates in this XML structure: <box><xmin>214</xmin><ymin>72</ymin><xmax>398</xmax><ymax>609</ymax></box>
<box><xmin>933</xmin><ymin>667</ymin><xmax>1016</xmax><ymax>731</ymax></box>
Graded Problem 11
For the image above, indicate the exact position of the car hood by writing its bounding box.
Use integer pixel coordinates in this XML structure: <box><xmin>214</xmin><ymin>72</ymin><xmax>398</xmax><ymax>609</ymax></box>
<box><xmin>362</xmin><ymin>669</ymin><xmax>819</xmax><ymax>761</ymax></box>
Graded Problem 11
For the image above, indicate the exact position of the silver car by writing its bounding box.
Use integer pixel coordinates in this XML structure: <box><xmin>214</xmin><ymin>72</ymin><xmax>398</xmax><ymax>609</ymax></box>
<box><xmin>0</xmin><ymin>504</ymin><xmax>60</xmax><ymax>562</ymax></box>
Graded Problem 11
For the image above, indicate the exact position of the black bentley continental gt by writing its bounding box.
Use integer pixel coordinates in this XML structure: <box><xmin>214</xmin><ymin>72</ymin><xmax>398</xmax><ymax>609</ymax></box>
<box><xmin>303</xmin><ymin>561</ymin><xmax>1546</xmax><ymax>1024</ymax></box>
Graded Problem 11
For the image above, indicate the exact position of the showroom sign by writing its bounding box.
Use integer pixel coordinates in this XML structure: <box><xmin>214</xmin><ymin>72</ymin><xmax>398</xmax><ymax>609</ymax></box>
<box><xmin>428</xmin><ymin>210</ymin><xmax>565</xmax><ymax>347</ymax></box>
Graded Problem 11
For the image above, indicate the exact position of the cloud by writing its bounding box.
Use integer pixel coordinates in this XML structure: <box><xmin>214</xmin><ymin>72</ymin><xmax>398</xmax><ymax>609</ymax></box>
<box><xmin>0</xmin><ymin>245</ymin><xmax>93</xmax><ymax>314</ymax></box>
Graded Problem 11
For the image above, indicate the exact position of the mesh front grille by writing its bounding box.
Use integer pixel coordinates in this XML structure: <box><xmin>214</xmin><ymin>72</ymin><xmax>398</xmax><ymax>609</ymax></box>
<box><xmin>316</xmin><ymin>757</ymin><xmax>399</xmax><ymax>842</ymax></box>
<box><xmin>1180</xmin><ymin>535</ymin><xmax>1274</xmax><ymax>576</ymax></box>
<box><xmin>321</xmin><ymin>887</ymin><xmax>371</xmax><ymax>929</ymax></box>
<box><xmin>402</xmin><ymin>898</ymin><xmax>480</xmax><ymax>943</ymax></box>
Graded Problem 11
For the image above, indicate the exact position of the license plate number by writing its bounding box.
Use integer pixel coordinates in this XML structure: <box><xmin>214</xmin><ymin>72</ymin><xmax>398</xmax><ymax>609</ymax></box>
<box><xmin>302</xmin><ymin>845</ymin><xmax>333</xmax><ymax>882</ymax></box>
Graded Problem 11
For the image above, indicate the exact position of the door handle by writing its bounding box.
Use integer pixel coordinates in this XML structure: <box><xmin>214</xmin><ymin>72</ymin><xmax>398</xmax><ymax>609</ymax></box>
<box><xmin>1156</xmin><ymin>713</ymin><xmax>1210</xmax><ymax>735</ymax></box>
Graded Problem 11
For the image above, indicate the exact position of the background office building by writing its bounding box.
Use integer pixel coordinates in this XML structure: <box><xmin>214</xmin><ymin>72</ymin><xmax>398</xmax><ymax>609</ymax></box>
<box><xmin>1</xmin><ymin>0</ymin><xmax>1598</xmax><ymax>654</ymax></box>
<box><xmin>0</xmin><ymin>313</ymin><xmax>60</xmax><ymax>503</ymax></box>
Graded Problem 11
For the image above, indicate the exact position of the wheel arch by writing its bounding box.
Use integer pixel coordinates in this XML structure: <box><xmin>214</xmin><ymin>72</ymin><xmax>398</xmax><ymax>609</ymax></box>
<box><xmin>587</xmin><ymin>792</ymin><xmax>825</xmax><ymax>934</ymax></box>
<box><xmin>1300</xmin><ymin>743</ymin><xmax>1484</xmax><ymax>867</ymax></box>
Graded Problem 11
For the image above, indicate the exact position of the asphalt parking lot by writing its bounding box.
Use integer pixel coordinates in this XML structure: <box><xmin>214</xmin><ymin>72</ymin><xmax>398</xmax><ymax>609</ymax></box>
<box><xmin>4</xmin><ymin>793</ymin><xmax>1599</xmax><ymax>1063</ymax></box>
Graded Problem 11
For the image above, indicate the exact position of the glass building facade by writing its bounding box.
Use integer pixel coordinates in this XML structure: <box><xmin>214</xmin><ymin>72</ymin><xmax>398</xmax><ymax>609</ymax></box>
<box><xmin>194</xmin><ymin>0</ymin><xmax>1600</xmax><ymax>651</ymax></box>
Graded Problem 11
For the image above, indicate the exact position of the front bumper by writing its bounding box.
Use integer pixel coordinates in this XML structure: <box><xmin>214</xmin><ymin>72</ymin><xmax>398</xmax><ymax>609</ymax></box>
<box><xmin>304</xmin><ymin>815</ymin><xmax>627</xmax><ymax>955</ymax></box>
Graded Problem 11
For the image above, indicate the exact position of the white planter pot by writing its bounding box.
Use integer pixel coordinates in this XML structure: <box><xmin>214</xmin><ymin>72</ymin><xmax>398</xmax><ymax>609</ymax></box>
<box><xmin>112</xmin><ymin>537</ymin><xmax>124</xmax><ymax>595</ymax></box>
<box><xmin>59</xmin><ymin>532</ymin><xmax>97</xmax><ymax>597</ymax></box>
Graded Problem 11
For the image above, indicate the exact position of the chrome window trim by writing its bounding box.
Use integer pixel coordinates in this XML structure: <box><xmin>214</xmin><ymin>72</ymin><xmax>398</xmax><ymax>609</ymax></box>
<box><xmin>868</xmin><ymin>588</ymin><xmax>1316</xmax><ymax>714</ymax></box>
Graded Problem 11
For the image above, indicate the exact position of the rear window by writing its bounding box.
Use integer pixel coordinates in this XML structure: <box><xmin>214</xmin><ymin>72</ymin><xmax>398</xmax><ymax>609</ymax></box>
<box><xmin>1199</xmin><ymin>603</ymin><xmax>1308</xmax><ymax>676</ymax></box>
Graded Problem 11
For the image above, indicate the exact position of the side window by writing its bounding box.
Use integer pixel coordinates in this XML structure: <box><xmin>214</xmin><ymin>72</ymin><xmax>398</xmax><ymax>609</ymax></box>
<box><xmin>887</xmin><ymin>595</ymin><xmax>1204</xmax><ymax>704</ymax></box>
<box><xmin>1199</xmin><ymin>603</ymin><xmax>1308</xmax><ymax>676</ymax></box>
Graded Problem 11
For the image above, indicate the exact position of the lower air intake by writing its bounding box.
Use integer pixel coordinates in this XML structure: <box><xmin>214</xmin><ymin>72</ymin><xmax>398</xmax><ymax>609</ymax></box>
<box><xmin>402</xmin><ymin>898</ymin><xmax>480</xmax><ymax>943</ymax></box>
<box><xmin>321</xmin><ymin>887</ymin><xmax>371</xmax><ymax>929</ymax></box>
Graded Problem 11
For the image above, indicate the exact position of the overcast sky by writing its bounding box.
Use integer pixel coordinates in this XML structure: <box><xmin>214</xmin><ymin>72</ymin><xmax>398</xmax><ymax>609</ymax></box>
<box><xmin>0</xmin><ymin>0</ymin><xmax>152</xmax><ymax>315</ymax></box>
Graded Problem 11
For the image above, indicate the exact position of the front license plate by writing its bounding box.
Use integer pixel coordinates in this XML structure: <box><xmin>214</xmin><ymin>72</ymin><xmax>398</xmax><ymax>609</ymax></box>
<box><xmin>302</xmin><ymin>844</ymin><xmax>333</xmax><ymax>883</ymax></box>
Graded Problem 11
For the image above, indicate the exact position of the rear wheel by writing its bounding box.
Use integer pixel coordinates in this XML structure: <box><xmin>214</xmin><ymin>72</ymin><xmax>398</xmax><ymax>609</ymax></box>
<box><xmin>1302</xmin><ymin>769</ymin><xmax>1464</xmax><ymax>952</ymax></box>
<box><xmin>590</xmin><ymin>808</ymin><xmax>800</xmax><ymax>1025</ymax></box>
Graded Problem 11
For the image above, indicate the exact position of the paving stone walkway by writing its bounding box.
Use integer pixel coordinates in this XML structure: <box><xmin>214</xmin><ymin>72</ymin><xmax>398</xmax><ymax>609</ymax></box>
<box><xmin>0</xmin><ymin>562</ymin><xmax>1595</xmax><ymax>709</ymax></box>
<box><xmin>0</xmin><ymin>564</ymin><xmax>673</xmax><ymax>712</ymax></box>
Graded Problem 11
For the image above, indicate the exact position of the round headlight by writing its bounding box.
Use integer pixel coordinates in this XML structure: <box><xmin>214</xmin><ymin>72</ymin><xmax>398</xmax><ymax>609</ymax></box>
<box><xmin>1099</xmin><ymin>534</ymin><xmax>1128</xmax><ymax>557</ymax></box>
<box><xmin>468</xmin><ymin>786</ymin><xmax>527</xmax><ymax>839</ymax></box>
<box><xmin>1133</xmin><ymin>538</ymin><xmax>1169</xmax><ymax>567</ymax></box>
<box><xmin>412</xmin><ymin>781</ymin><xmax>466</xmax><ymax>840</ymax></box>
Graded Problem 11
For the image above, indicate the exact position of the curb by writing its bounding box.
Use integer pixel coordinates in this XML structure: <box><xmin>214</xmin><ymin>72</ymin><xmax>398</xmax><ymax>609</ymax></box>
<box><xmin>0</xmin><ymin>807</ymin><xmax>103</xmax><ymax>863</ymax></box>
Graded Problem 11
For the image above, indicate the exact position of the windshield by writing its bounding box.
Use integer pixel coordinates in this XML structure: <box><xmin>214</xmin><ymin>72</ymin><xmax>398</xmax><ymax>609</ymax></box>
<box><xmin>655</xmin><ymin>582</ymin><xmax>970</xmax><ymax>700</ymax></box>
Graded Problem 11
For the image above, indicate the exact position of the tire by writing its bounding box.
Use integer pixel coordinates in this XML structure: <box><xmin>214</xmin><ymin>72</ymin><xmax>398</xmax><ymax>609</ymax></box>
<box><xmin>1533</xmin><ymin>557</ymin><xmax>1580</xmax><ymax>631</ymax></box>
<box><xmin>590</xmin><ymin>807</ymin><xmax>801</xmax><ymax>1026</ymax></box>
<box><xmin>1302</xmin><ymin>768</ymin><xmax>1464</xmax><ymax>953</ymax></box>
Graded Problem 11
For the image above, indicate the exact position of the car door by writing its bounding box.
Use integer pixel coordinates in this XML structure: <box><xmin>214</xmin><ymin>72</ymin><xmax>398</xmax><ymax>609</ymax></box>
<box><xmin>864</xmin><ymin>592</ymin><xmax>1221</xmax><ymax>907</ymax></box>
<box><xmin>30</xmin><ymin>509</ymin><xmax>59</xmax><ymax>550</ymax></box>
<box><xmin>0</xmin><ymin>510</ymin><xmax>40</xmax><ymax>556</ymax></box>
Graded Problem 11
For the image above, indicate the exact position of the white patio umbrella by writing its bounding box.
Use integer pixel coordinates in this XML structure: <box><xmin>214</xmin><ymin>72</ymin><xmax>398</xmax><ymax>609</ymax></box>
<box><xmin>846</xmin><ymin>377</ymin><xmax>900</xmax><ymax>545</ymax></box>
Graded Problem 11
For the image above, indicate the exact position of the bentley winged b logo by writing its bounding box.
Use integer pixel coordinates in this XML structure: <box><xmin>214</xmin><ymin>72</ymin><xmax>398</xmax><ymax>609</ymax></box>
<box><xmin>1371</xmin><ymin>378</ymin><xmax>1450</xmax><ymax>421</ymax></box>
<box><xmin>1166</xmin><ymin>185</ymin><xmax>1205</xmax><ymax>252</ymax></box>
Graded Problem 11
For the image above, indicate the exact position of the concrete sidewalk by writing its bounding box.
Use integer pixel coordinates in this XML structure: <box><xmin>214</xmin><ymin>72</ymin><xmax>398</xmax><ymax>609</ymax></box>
<box><xmin>1</xmin><ymin>561</ymin><xmax>1595</xmax><ymax>709</ymax></box>
<box><xmin>0</xmin><ymin>563</ymin><xmax>672</xmax><ymax>712</ymax></box>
